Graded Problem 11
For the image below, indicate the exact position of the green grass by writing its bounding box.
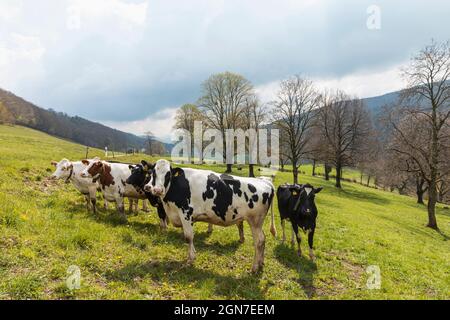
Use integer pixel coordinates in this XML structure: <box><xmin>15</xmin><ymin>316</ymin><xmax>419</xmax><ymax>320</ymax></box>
<box><xmin>0</xmin><ymin>125</ymin><xmax>449</xmax><ymax>299</ymax></box>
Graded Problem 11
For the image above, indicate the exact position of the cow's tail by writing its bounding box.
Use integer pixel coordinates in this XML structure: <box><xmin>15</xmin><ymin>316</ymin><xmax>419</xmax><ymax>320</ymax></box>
<box><xmin>269</xmin><ymin>190</ymin><xmax>277</xmax><ymax>238</ymax></box>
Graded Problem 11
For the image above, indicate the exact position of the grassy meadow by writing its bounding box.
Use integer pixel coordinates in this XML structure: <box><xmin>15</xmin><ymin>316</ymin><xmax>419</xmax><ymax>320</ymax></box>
<box><xmin>0</xmin><ymin>125</ymin><xmax>449</xmax><ymax>299</ymax></box>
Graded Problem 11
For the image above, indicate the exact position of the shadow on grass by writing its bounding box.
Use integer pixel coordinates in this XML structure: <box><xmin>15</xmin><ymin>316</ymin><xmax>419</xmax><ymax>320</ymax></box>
<box><xmin>437</xmin><ymin>230</ymin><xmax>450</xmax><ymax>241</ymax></box>
<box><xmin>105</xmin><ymin>259</ymin><xmax>265</xmax><ymax>299</ymax></box>
<box><xmin>274</xmin><ymin>243</ymin><xmax>317</xmax><ymax>298</ymax></box>
<box><xmin>129</xmin><ymin>220</ymin><xmax>243</xmax><ymax>254</ymax></box>
<box><xmin>84</xmin><ymin>206</ymin><xmax>244</xmax><ymax>254</ymax></box>
<box><xmin>436</xmin><ymin>207</ymin><xmax>450</xmax><ymax>218</ymax></box>
<box><xmin>381</xmin><ymin>213</ymin><xmax>450</xmax><ymax>241</ymax></box>
<box><xmin>330</xmin><ymin>187</ymin><xmax>391</xmax><ymax>206</ymax></box>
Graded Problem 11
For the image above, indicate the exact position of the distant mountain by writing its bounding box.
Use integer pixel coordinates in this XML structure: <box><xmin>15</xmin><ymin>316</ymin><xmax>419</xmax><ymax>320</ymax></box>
<box><xmin>0</xmin><ymin>88</ymin><xmax>171</xmax><ymax>154</ymax></box>
<box><xmin>363</xmin><ymin>91</ymin><xmax>401</xmax><ymax>116</ymax></box>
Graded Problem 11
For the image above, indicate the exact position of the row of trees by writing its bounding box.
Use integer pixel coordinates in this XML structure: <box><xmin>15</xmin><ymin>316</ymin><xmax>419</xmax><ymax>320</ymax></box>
<box><xmin>372</xmin><ymin>40</ymin><xmax>450</xmax><ymax>230</ymax></box>
<box><xmin>173</xmin><ymin>40</ymin><xmax>449</xmax><ymax>231</ymax></box>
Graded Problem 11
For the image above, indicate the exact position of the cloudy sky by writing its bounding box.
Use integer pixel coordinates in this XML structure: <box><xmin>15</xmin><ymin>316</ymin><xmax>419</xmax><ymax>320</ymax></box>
<box><xmin>1</xmin><ymin>0</ymin><xmax>449</xmax><ymax>141</ymax></box>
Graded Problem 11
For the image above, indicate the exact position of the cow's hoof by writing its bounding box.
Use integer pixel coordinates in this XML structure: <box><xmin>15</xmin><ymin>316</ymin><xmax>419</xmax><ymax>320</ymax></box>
<box><xmin>309</xmin><ymin>250</ymin><xmax>316</xmax><ymax>261</ymax></box>
<box><xmin>250</xmin><ymin>265</ymin><xmax>263</xmax><ymax>274</ymax></box>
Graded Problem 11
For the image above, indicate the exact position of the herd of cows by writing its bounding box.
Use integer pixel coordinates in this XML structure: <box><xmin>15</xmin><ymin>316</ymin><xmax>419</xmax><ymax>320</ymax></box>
<box><xmin>50</xmin><ymin>158</ymin><xmax>322</xmax><ymax>272</ymax></box>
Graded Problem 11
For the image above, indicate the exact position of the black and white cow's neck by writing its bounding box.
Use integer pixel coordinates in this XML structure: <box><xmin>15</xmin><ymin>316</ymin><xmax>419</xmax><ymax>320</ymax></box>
<box><xmin>162</xmin><ymin>167</ymin><xmax>193</xmax><ymax>221</ymax></box>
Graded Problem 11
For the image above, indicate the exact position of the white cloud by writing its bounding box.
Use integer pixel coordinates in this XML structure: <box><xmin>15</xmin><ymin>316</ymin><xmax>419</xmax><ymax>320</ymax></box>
<box><xmin>101</xmin><ymin>107</ymin><xmax>177</xmax><ymax>142</ymax></box>
<box><xmin>0</xmin><ymin>33</ymin><xmax>46</xmax><ymax>89</ymax></box>
<box><xmin>312</xmin><ymin>66</ymin><xmax>406</xmax><ymax>98</ymax></box>
<box><xmin>0</xmin><ymin>1</ymin><xmax>22</xmax><ymax>22</ymax></box>
<box><xmin>68</xmin><ymin>0</ymin><xmax>148</xmax><ymax>29</ymax></box>
<box><xmin>255</xmin><ymin>64</ymin><xmax>407</xmax><ymax>104</ymax></box>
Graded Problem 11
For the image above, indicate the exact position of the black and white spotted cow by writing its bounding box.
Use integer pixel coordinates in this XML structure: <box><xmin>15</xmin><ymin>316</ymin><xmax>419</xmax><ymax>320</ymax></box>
<box><xmin>144</xmin><ymin>159</ymin><xmax>277</xmax><ymax>272</ymax></box>
<box><xmin>126</xmin><ymin>160</ymin><xmax>247</xmax><ymax>239</ymax></box>
<box><xmin>125</xmin><ymin>161</ymin><xmax>169</xmax><ymax>229</ymax></box>
<box><xmin>277</xmin><ymin>183</ymin><xmax>322</xmax><ymax>260</ymax></box>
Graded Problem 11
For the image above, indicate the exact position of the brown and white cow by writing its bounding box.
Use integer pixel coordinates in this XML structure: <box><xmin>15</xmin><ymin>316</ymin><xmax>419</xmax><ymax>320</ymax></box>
<box><xmin>50</xmin><ymin>158</ymin><xmax>107</xmax><ymax>213</ymax></box>
<box><xmin>80</xmin><ymin>160</ymin><xmax>147</xmax><ymax>220</ymax></box>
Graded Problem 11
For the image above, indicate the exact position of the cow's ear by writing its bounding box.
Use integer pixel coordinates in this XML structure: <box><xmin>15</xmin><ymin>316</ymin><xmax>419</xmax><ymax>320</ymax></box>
<box><xmin>314</xmin><ymin>187</ymin><xmax>323</xmax><ymax>194</ymax></box>
<box><xmin>141</xmin><ymin>160</ymin><xmax>152</xmax><ymax>171</ymax></box>
<box><xmin>81</xmin><ymin>159</ymin><xmax>90</xmax><ymax>165</ymax></box>
<box><xmin>128</xmin><ymin>164</ymin><xmax>134</xmax><ymax>170</ymax></box>
<box><xmin>51</xmin><ymin>161</ymin><xmax>58</xmax><ymax>167</ymax></box>
<box><xmin>171</xmin><ymin>167</ymin><xmax>183</xmax><ymax>178</ymax></box>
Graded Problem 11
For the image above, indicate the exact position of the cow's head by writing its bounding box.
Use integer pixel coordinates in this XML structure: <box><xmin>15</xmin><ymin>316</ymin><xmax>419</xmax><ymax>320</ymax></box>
<box><xmin>126</xmin><ymin>160</ymin><xmax>152</xmax><ymax>188</ymax></box>
<box><xmin>50</xmin><ymin>159</ymin><xmax>73</xmax><ymax>180</ymax></box>
<box><xmin>289</xmin><ymin>184</ymin><xmax>323</xmax><ymax>216</ymax></box>
<box><xmin>80</xmin><ymin>159</ymin><xmax>103</xmax><ymax>179</ymax></box>
<box><xmin>143</xmin><ymin>159</ymin><xmax>172</xmax><ymax>197</ymax></box>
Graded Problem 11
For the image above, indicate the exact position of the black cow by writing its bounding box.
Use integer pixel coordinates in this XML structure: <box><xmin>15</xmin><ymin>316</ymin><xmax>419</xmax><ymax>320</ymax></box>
<box><xmin>126</xmin><ymin>160</ymin><xmax>168</xmax><ymax>229</ymax></box>
<box><xmin>277</xmin><ymin>183</ymin><xmax>322</xmax><ymax>260</ymax></box>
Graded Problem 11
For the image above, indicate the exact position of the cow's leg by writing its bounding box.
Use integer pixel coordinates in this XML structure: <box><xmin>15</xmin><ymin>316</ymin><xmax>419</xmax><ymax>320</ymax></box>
<box><xmin>84</xmin><ymin>195</ymin><xmax>91</xmax><ymax>212</ymax></box>
<box><xmin>281</xmin><ymin>219</ymin><xmax>286</xmax><ymax>243</ymax></box>
<box><xmin>307</xmin><ymin>228</ymin><xmax>315</xmax><ymax>260</ymax></box>
<box><xmin>103</xmin><ymin>198</ymin><xmax>109</xmax><ymax>210</ymax></box>
<box><xmin>237</xmin><ymin>221</ymin><xmax>245</xmax><ymax>243</ymax></box>
<box><xmin>91</xmin><ymin>198</ymin><xmax>97</xmax><ymax>214</ymax></box>
<box><xmin>290</xmin><ymin>227</ymin><xmax>296</xmax><ymax>247</ymax></box>
<box><xmin>156</xmin><ymin>205</ymin><xmax>167</xmax><ymax>230</ymax></box>
<box><xmin>248</xmin><ymin>216</ymin><xmax>265</xmax><ymax>273</ymax></box>
<box><xmin>88</xmin><ymin>188</ymin><xmax>97</xmax><ymax>214</ymax></box>
<box><xmin>116</xmin><ymin>197</ymin><xmax>127</xmax><ymax>221</ymax></box>
<box><xmin>142</xmin><ymin>199</ymin><xmax>149</xmax><ymax>212</ymax></box>
<box><xmin>134</xmin><ymin>199</ymin><xmax>139</xmax><ymax>212</ymax></box>
<box><xmin>207</xmin><ymin>223</ymin><xmax>213</xmax><ymax>235</ymax></box>
<box><xmin>177</xmin><ymin>210</ymin><xmax>196</xmax><ymax>263</ymax></box>
<box><xmin>128</xmin><ymin>198</ymin><xmax>134</xmax><ymax>213</ymax></box>
<box><xmin>291</xmin><ymin>223</ymin><xmax>302</xmax><ymax>256</ymax></box>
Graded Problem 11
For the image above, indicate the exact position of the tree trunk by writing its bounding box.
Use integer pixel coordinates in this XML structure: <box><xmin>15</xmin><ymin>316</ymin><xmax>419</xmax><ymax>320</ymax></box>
<box><xmin>417</xmin><ymin>190</ymin><xmax>425</xmax><ymax>205</ymax></box>
<box><xmin>312</xmin><ymin>159</ymin><xmax>316</xmax><ymax>176</ymax></box>
<box><xmin>249</xmin><ymin>164</ymin><xmax>255</xmax><ymax>177</ymax></box>
<box><xmin>427</xmin><ymin>180</ymin><xmax>438</xmax><ymax>229</ymax></box>
<box><xmin>366</xmin><ymin>175</ymin><xmax>371</xmax><ymax>187</ymax></box>
<box><xmin>335</xmin><ymin>163</ymin><xmax>342</xmax><ymax>188</ymax></box>
<box><xmin>324</xmin><ymin>163</ymin><xmax>331</xmax><ymax>181</ymax></box>
<box><xmin>426</xmin><ymin>105</ymin><xmax>439</xmax><ymax>230</ymax></box>
<box><xmin>416</xmin><ymin>177</ymin><xmax>425</xmax><ymax>205</ymax></box>
<box><xmin>293</xmin><ymin>165</ymin><xmax>299</xmax><ymax>184</ymax></box>
<box><xmin>226</xmin><ymin>164</ymin><xmax>233</xmax><ymax>173</ymax></box>
<box><xmin>280</xmin><ymin>162</ymin><xmax>285</xmax><ymax>172</ymax></box>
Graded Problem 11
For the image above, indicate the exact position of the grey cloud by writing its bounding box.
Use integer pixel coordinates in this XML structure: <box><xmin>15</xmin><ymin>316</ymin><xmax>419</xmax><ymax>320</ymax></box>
<box><xmin>6</xmin><ymin>0</ymin><xmax>450</xmax><ymax>124</ymax></box>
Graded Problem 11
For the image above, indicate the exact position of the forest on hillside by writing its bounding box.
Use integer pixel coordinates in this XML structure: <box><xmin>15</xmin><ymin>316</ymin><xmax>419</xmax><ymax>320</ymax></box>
<box><xmin>0</xmin><ymin>88</ymin><xmax>167</xmax><ymax>154</ymax></box>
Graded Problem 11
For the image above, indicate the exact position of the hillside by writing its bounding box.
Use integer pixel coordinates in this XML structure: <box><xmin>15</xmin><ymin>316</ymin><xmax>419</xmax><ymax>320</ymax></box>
<box><xmin>0</xmin><ymin>125</ymin><xmax>449</xmax><ymax>299</ymax></box>
<box><xmin>0</xmin><ymin>88</ymin><xmax>169</xmax><ymax>153</ymax></box>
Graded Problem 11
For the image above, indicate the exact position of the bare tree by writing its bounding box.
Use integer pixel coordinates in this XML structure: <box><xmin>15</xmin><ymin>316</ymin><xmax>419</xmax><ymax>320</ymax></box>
<box><xmin>174</xmin><ymin>104</ymin><xmax>204</xmax><ymax>161</ymax></box>
<box><xmin>144</xmin><ymin>130</ymin><xmax>155</xmax><ymax>155</ymax></box>
<box><xmin>174</xmin><ymin>104</ymin><xmax>203</xmax><ymax>134</ymax></box>
<box><xmin>242</xmin><ymin>95</ymin><xmax>266</xmax><ymax>177</ymax></box>
<box><xmin>387</xmin><ymin>40</ymin><xmax>450</xmax><ymax>230</ymax></box>
<box><xmin>317</xmin><ymin>90</ymin><xmax>372</xmax><ymax>188</ymax></box>
<box><xmin>272</xmin><ymin>76</ymin><xmax>320</xmax><ymax>184</ymax></box>
<box><xmin>198</xmin><ymin>72</ymin><xmax>254</xmax><ymax>173</ymax></box>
